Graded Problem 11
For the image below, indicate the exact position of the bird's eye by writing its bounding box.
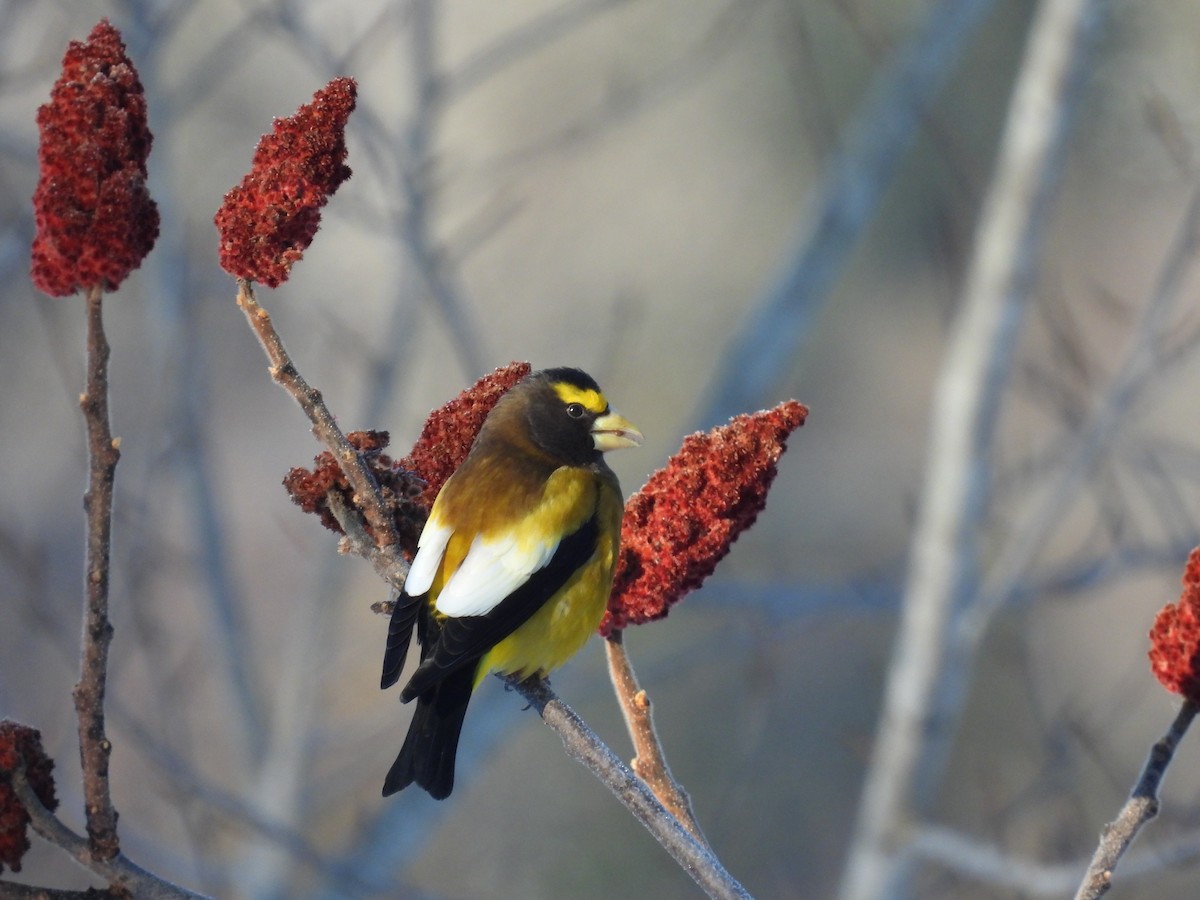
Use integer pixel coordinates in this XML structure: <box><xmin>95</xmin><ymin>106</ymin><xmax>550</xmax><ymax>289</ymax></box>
<box><xmin>565</xmin><ymin>402</ymin><xmax>586</xmax><ymax>419</ymax></box>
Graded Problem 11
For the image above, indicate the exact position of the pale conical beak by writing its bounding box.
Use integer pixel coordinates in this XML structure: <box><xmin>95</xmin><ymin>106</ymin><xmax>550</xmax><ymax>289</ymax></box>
<box><xmin>591</xmin><ymin>410</ymin><xmax>643</xmax><ymax>452</ymax></box>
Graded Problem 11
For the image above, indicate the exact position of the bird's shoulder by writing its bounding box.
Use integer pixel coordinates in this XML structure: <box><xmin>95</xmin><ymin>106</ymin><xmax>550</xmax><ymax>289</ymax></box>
<box><xmin>403</xmin><ymin>443</ymin><xmax>615</xmax><ymax>606</ymax></box>
<box><xmin>435</xmin><ymin>437</ymin><xmax>607</xmax><ymax>537</ymax></box>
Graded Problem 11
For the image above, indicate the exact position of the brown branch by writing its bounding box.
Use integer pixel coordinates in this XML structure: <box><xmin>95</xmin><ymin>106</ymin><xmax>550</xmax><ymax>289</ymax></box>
<box><xmin>604</xmin><ymin>632</ymin><xmax>709</xmax><ymax>846</ymax></box>
<box><xmin>234</xmin><ymin>278</ymin><xmax>400</xmax><ymax>551</ymax></box>
<box><xmin>327</xmin><ymin>490</ymin><xmax>410</xmax><ymax>595</ymax></box>
<box><xmin>1074</xmin><ymin>700</ymin><xmax>1197</xmax><ymax>900</ymax></box>
<box><xmin>73</xmin><ymin>283</ymin><xmax>120</xmax><ymax>860</ymax></box>
<box><xmin>8</xmin><ymin>754</ymin><xmax>208</xmax><ymax>899</ymax></box>
<box><xmin>510</xmin><ymin>676</ymin><xmax>751</xmax><ymax>900</ymax></box>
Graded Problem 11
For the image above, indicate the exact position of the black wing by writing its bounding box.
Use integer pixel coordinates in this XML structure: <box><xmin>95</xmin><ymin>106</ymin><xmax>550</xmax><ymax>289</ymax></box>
<box><xmin>399</xmin><ymin>512</ymin><xmax>600</xmax><ymax>703</ymax></box>
<box><xmin>381</xmin><ymin>590</ymin><xmax>424</xmax><ymax>690</ymax></box>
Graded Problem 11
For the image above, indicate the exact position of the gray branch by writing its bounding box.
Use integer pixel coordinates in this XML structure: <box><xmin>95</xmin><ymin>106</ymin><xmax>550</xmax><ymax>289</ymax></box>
<box><xmin>838</xmin><ymin>0</ymin><xmax>1109</xmax><ymax>897</ymax></box>
<box><xmin>696</xmin><ymin>0</ymin><xmax>997</xmax><ymax>429</ymax></box>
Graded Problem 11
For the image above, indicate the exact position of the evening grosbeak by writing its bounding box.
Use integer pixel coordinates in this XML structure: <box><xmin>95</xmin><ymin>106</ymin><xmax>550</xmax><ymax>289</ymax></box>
<box><xmin>381</xmin><ymin>367</ymin><xmax>643</xmax><ymax>799</ymax></box>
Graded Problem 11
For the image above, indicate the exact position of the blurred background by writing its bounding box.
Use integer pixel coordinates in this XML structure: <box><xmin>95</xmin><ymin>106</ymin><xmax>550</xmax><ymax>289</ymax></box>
<box><xmin>4</xmin><ymin>0</ymin><xmax>1200</xmax><ymax>897</ymax></box>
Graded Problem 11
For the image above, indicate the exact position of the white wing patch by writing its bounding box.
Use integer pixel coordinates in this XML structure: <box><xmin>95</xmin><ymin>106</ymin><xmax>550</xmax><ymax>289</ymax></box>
<box><xmin>434</xmin><ymin>531</ymin><xmax>560</xmax><ymax>617</ymax></box>
<box><xmin>403</xmin><ymin>517</ymin><xmax>453</xmax><ymax>597</ymax></box>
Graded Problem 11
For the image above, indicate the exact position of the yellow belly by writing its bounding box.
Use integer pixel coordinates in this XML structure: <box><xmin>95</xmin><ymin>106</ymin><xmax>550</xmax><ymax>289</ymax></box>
<box><xmin>475</xmin><ymin>541</ymin><xmax>614</xmax><ymax>684</ymax></box>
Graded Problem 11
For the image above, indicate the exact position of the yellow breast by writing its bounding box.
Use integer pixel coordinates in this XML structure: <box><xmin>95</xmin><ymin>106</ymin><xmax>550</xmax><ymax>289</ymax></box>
<box><xmin>475</xmin><ymin>474</ymin><xmax>623</xmax><ymax>684</ymax></box>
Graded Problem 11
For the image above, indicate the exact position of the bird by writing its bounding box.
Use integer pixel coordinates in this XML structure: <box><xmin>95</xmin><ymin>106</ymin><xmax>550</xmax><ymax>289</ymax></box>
<box><xmin>380</xmin><ymin>367</ymin><xmax>643</xmax><ymax>799</ymax></box>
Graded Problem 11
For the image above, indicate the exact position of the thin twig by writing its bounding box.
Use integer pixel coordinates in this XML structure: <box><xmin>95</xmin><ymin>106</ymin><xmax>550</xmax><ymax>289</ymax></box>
<box><xmin>967</xmin><ymin>188</ymin><xmax>1200</xmax><ymax>637</ymax></box>
<box><xmin>233</xmin><ymin>276</ymin><xmax>413</xmax><ymax>895</ymax></box>
<box><xmin>327</xmin><ymin>490</ymin><xmax>410</xmax><ymax>596</ymax></box>
<box><xmin>604</xmin><ymin>632</ymin><xmax>709</xmax><ymax>846</ymax></box>
<box><xmin>510</xmin><ymin>677</ymin><xmax>752</xmax><ymax>900</ymax></box>
<box><xmin>109</xmin><ymin>704</ymin><xmax>376</xmax><ymax>893</ymax></box>
<box><xmin>397</xmin><ymin>0</ymin><xmax>487</xmax><ymax>380</ymax></box>
<box><xmin>697</xmin><ymin>0</ymin><xmax>997</xmax><ymax>429</ymax></box>
<box><xmin>234</xmin><ymin>279</ymin><xmax>399</xmax><ymax>550</ymax></box>
<box><xmin>445</xmin><ymin>0</ymin><xmax>634</xmax><ymax>100</ymax></box>
<box><xmin>143</xmin><ymin>166</ymin><xmax>267</xmax><ymax>763</ymax></box>
<box><xmin>74</xmin><ymin>283</ymin><xmax>120</xmax><ymax>861</ymax></box>
<box><xmin>1074</xmin><ymin>701</ymin><xmax>1197</xmax><ymax>899</ymax></box>
<box><xmin>9</xmin><ymin>755</ymin><xmax>208</xmax><ymax>899</ymax></box>
<box><xmin>909</xmin><ymin>815</ymin><xmax>1200</xmax><ymax>896</ymax></box>
<box><xmin>910</xmin><ymin>825</ymin><xmax>1082</xmax><ymax>896</ymax></box>
<box><xmin>288</xmin><ymin>3</ymin><xmax>488</xmax><ymax>382</ymax></box>
<box><xmin>838</xmin><ymin>1</ymin><xmax>1108</xmax><ymax>898</ymax></box>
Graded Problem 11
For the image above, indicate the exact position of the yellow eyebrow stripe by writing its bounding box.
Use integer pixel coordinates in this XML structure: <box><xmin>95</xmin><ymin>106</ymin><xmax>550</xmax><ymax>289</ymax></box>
<box><xmin>551</xmin><ymin>382</ymin><xmax>608</xmax><ymax>414</ymax></box>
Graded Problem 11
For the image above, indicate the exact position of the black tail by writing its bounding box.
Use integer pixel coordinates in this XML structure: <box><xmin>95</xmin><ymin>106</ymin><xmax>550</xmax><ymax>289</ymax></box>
<box><xmin>382</xmin><ymin>664</ymin><xmax>475</xmax><ymax>799</ymax></box>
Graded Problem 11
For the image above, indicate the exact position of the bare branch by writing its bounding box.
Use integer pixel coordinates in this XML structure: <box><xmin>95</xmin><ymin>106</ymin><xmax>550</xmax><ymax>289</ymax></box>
<box><xmin>74</xmin><ymin>283</ymin><xmax>120</xmax><ymax>861</ymax></box>
<box><xmin>141</xmin><ymin>171</ymin><xmax>268</xmax><ymax>764</ymax></box>
<box><xmin>910</xmin><ymin>825</ymin><xmax>1081</xmax><ymax>896</ymax></box>
<box><xmin>969</xmin><ymin>188</ymin><xmax>1200</xmax><ymax>634</ymax></box>
<box><xmin>234</xmin><ymin>279</ymin><xmax>400</xmax><ymax>551</ymax></box>
<box><xmin>908</xmin><ymin>811</ymin><xmax>1200</xmax><ymax>897</ymax></box>
<box><xmin>1075</xmin><ymin>701</ymin><xmax>1198</xmax><ymax>899</ymax></box>
<box><xmin>604</xmin><ymin>632</ymin><xmax>709</xmax><ymax>846</ymax></box>
<box><xmin>396</xmin><ymin>0</ymin><xmax>487</xmax><ymax>379</ymax></box>
<box><xmin>8</xmin><ymin>755</ymin><xmax>207</xmax><ymax>899</ymax></box>
<box><xmin>697</xmin><ymin>0</ymin><xmax>997</xmax><ymax>429</ymax></box>
<box><xmin>479</xmin><ymin>0</ymin><xmax>759</xmax><ymax>176</ymax></box>
<box><xmin>510</xmin><ymin>676</ymin><xmax>751</xmax><ymax>900</ymax></box>
<box><xmin>839</xmin><ymin>0</ymin><xmax>1109</xmax><ymax>897</ymax></box>
<box><xmin>445</xmin><ymin>0</ymin><xmax>635</xmax><ymax>100</ymax></box>
<box><xmin>328</xmin><ymin>490</ymin><xmax>410</xmax><ymax>595</ymax></box>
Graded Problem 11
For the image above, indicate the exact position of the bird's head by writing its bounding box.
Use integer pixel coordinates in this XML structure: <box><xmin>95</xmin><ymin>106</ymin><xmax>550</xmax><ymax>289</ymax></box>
<box><xmin>491</xmin><ymin>367</ymin><xmax>642</xmax><ymax>467</ymax></box>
